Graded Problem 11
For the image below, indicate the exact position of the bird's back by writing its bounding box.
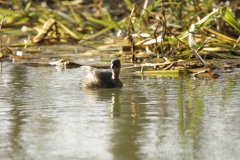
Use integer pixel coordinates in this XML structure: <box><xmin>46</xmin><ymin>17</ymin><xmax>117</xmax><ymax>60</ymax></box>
<box><xmin>80</xmin><ymin>69</ymin><xmax>122</xmax><ymax>88</ymax></box>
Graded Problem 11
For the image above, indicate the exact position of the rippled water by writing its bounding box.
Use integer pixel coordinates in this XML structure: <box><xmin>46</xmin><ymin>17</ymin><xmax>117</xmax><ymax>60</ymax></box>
<box><xmin>1</xmin><ymin>61</ymin><xmax>240</xmax><ymax>160</ymax></box>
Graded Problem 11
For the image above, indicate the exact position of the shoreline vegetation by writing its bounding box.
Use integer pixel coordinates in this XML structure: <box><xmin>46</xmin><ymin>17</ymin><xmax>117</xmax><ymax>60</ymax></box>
<box><xmin>0</xmin><ymin>0</ymin><xmax>240</xmax><ymax>78</ymax></box>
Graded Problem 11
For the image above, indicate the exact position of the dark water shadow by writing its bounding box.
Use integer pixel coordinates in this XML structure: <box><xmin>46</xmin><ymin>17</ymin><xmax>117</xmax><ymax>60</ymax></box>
<box><xmin>80</xmin><ymin>86</ymin><xmax>149</xmax><ymax>160</ymax></box>
<box><xmin>4</xmin><ymin>65</ymin><xmax>29</xmax><ymax>158</ymax></box>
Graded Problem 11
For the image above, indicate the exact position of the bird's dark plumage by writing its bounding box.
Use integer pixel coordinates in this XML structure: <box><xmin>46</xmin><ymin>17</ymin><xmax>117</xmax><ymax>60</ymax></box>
<box><xmin>80</xmin><ymin>59</ymin><xmax>123</xmax><ymax>88</ymax></box>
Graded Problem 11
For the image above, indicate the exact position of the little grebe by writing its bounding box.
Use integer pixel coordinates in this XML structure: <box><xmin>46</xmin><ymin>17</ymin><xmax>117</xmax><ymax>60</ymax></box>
<box><xmin>80</xmin><ymin>59</ymin><xmax>123</xmax><ymax>88</ymax></box>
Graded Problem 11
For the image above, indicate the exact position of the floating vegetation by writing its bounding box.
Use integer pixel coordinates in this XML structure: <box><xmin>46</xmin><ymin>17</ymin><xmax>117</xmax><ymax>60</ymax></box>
<box><xmin>0</xmin><ymin>0</ymin><xmax>240</xmax><ymax>78</ymax></box>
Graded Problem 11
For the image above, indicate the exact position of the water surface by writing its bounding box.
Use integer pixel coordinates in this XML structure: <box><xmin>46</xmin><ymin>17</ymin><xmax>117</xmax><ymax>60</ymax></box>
<box><xmin>1</xmin><ymin>62</ymin><xmax>240</xmax><ymax>160</ymax></box>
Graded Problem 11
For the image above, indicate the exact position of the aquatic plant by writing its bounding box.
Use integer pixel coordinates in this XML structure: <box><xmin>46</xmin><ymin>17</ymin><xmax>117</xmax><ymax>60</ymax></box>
<box><xmin>0</xmin><ymin>0</ymin><xmax>240</xmax><ymax>77</ymax></box>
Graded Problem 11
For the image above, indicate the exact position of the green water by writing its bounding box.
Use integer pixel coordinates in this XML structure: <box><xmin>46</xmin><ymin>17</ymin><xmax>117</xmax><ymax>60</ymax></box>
<box><xmin>0</xmin><ymin>61</ymin><xmax>240</xmax><ymax>160</ymax></box>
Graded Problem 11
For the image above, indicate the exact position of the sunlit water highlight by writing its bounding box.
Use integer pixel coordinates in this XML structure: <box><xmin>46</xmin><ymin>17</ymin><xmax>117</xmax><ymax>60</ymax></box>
<box><xmin>1</xmin><ymin>62</ymin><xmax>240</xmax><ymax>160</ymax></box>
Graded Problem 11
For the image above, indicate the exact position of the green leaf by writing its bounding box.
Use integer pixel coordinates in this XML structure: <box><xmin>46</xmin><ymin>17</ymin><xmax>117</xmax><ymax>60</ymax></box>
<box><xmin>204</xmin><ymin>0</ymin><xmax>213</xmax><ymax>7</ymax></box>
<box><xmin>123</xmin><ymin>0</ymin><xmax>133</xmax><ymax>12</ymax></box>
<box><xmin>218</xmin><ymin>6</ymin><xmax>240</xmax><ymax>33</ymax></box>
<box><xmin>68</xmin><ymin>4</ymin><xmax>82</xmax><ymax>24</ymax></box>
<box><xmin>179</xmin><ymin>9</ymin><xmax>218</xmax><ymax>40</ymax></box>
<box><xmin>146</xmin><ymin>0</ymin><xmax>163</xmax><ymax>12</ymax></box>
<box><xmin>195</xmin><ymin>9</ymin><xmax>219</xmax><ymax>27</ymax></box>
<box><xmin>85</xmin><ymin>15</ymin><xmax>115</xmax><ymax>27</ymax></box>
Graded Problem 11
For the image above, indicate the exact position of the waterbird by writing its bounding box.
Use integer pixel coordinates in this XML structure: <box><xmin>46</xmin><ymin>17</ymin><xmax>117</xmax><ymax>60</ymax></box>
<box><xmin>80</xmin><ymin>59</ymin><xmax>123</xmax><ymax>88</ymax></box>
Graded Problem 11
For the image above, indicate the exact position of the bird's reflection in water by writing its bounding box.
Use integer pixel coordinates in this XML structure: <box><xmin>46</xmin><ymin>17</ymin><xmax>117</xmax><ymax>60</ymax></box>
<box><xmin>111</xmin><ymin>90</ymin><xmax>121</xmax><ymax>117</ymax></box>
<box><xmin>81</xmin><ymin>87</ymin><xmax>122</xmax><ymax>116</ymax></box>
<box><xmin>81</xmin><ymin>85</ymin><xmax>151</xmax><ymax>119</ymax></box>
